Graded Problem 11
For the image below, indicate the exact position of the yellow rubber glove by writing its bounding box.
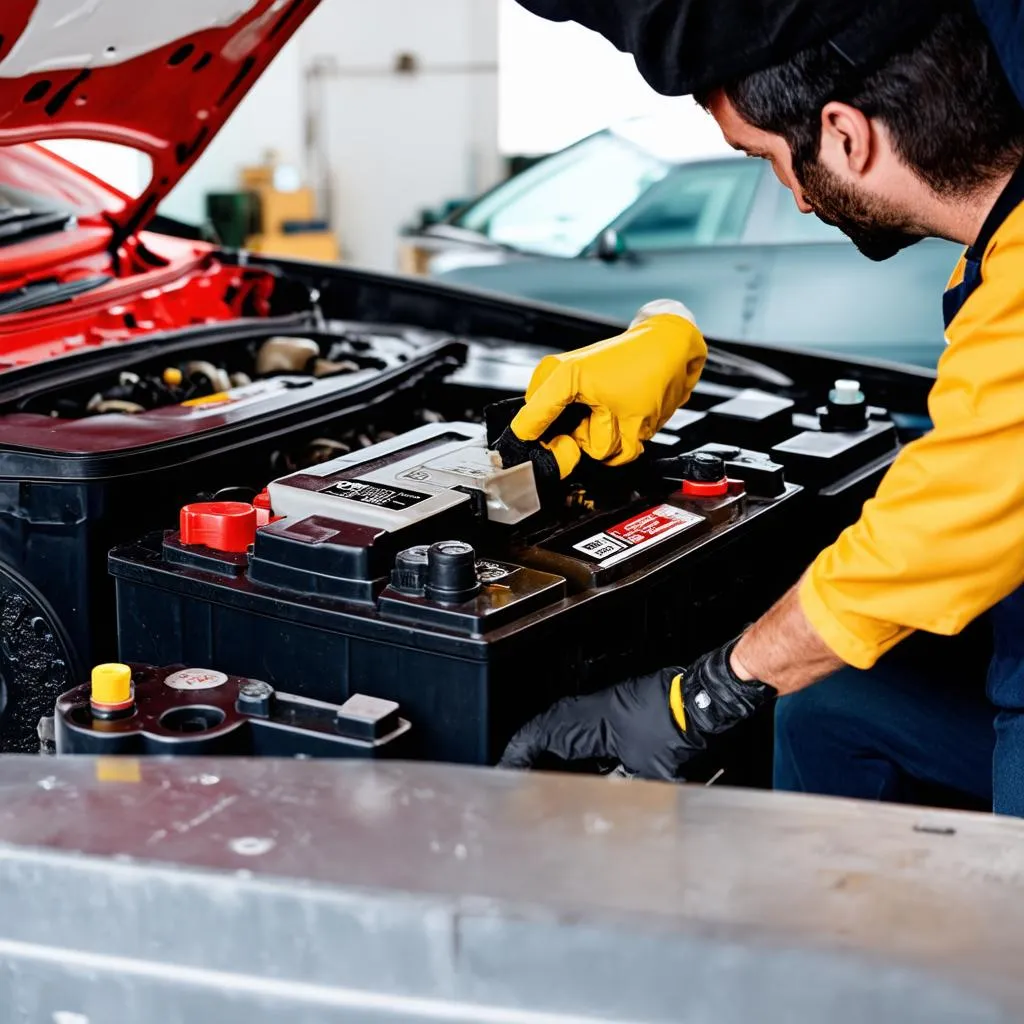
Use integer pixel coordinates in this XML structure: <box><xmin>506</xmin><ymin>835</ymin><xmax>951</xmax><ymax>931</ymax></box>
<box><xmin>510</xmin><ymin>299</ymin><xmax>708</xmax><ymax>478</ymax></box>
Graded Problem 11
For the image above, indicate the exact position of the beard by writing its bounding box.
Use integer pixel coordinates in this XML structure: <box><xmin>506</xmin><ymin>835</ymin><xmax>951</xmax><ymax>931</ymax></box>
<box><xmin>799</xmin><ymin>160</ymin><xmax>927</xmax><ymax>262</ymax></box>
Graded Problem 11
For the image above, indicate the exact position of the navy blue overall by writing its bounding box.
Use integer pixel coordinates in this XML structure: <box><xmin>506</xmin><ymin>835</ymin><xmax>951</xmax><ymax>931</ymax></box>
<box><xmin>774</xmin><ymin>163</ymin><xmax>1024</xmax><ymax>816</ymax></box>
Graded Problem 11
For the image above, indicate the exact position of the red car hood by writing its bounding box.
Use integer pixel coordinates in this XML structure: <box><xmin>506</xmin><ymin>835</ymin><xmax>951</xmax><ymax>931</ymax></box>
<box><xmin>0</xmin><ymin>0</ymin><xmax>321</xmax><ymax>242</ymax></box>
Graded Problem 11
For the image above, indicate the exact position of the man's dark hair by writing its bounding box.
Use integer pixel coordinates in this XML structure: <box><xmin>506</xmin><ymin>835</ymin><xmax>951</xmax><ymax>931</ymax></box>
<box><xmin>697</xmin><ymin>2</ymin><xmax>1024</xmax><ymax>197</ymax></box>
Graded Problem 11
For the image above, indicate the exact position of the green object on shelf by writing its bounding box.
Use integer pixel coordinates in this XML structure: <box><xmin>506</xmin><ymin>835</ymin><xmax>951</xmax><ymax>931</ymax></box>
<box><xmin>205</xmin><ymin>191</ymin><xmax>260</xmax><ymax>249</ymax></box>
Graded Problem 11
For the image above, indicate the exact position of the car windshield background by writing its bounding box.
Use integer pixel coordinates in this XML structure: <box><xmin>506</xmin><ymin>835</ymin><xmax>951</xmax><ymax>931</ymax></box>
<box><xmin>614</xmin><ymin>162</ymin><xmax>763</xmax><ymax>251</ymax></box>
<box><xmin>454</xmin><ymin>132</ymin><xmax>670</xmax><ymax>258</ymax></box>
<box><xmin>0</xmin><ymin>182</ymin><xmax>75</xmax><ymax>218</ymax></box>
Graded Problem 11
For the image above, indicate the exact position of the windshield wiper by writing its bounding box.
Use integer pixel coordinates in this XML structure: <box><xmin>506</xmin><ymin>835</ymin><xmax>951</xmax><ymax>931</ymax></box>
<box><xmin>0</xmin><ymin>204</ymin><xmax>75</xmax><ymax>246</ymax></box>
<box><xmin>0</xmin><ymin>275</ymin><xmax>112</xmax><ymax>316</ymax></box>
<box><xmin>703</xmin><ymin>347</ymin><xmax>794</xmax><ymax>389</ymax></box>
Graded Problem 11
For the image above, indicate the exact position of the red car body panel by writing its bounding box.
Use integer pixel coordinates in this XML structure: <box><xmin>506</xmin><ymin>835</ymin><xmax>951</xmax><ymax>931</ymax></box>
<box><xmin>0</xmin><ymin>1</ymin><xmax>323</xmax><ymax>368</ymax></box>
<box><xmin>0</xmin><ymin>0</ymin><xmax>320</xmax><ymax>235</ymax></box>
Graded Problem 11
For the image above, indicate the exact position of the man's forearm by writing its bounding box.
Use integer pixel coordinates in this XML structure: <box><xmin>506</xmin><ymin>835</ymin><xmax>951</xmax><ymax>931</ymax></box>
<box><xmin>729</xmin><ymin>582</ymin><xmax>845</xmax><ymax>695</ymax></box>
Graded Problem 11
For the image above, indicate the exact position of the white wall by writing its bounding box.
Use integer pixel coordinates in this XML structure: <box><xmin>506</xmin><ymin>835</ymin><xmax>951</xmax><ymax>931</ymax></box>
<box><xmin>296</xmin><ymin>0</ymin><xmax>500</xmax><ymax>270</ymax></box>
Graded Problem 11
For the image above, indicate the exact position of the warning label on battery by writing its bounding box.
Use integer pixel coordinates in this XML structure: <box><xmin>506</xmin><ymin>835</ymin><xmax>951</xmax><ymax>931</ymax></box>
<box><xmin>572</xmin><ymin>534</ymin><xmax>628</xmax><ymax>561</ymax></box>
<box><xmin>573</xmin><ymin>505</ymin><xmax>703</xmax><ymax>567</ymax></box>
<box><xmin>322</xmin><ymin>479</ymin><xmax>431</xmax><ymax>510</ymax></box>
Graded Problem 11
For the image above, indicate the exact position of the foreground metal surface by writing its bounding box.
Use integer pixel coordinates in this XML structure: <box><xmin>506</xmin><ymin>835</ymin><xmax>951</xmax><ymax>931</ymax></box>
<box><xmin>0</xmin><ymin>758</ymin><xmax>1022</xmax><ymax>1022</ymax></box>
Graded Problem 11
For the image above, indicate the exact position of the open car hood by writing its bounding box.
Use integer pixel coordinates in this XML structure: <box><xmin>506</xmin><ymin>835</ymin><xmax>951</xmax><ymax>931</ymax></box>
<box><xmin>0</xmin><ymin>1</ymin><xmax>321</xmax><ymax>246</ymax></box>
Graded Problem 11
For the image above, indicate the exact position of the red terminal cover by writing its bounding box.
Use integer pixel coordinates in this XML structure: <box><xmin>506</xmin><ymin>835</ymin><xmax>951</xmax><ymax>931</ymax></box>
<box><xmin>180</xmin><ymin>502</ymin><xmax>258</xmax><ymax>553</ymax></box>
<box><xmin>681</xmin><ymin>478</ymin><xmax>730</xmax><ymax>498</ymax></box>
<box><xmin>253</xmin><ymin>489</ymin><xmax>274</xmax><ymax>528</ymax></box>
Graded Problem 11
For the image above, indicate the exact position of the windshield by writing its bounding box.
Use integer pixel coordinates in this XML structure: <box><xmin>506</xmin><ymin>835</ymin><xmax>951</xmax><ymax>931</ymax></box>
<box><xmin>0</xmin><ymin>182</ymin><xmax>76</xmax><ymax>219</ymax></box>
<box><xmin>0</xmin><ymin>144</ymin><xmax>128</xmax><ymax>223</ymax></box>
<box><xmin>0</xmin><ymin>178</ymin><xmax>77</xmax><ymax>250</ymax></box>
<box><xmin>453</xmin><ymin>132</ymin><xmax>670</xmax><ymax>258</ymax></box>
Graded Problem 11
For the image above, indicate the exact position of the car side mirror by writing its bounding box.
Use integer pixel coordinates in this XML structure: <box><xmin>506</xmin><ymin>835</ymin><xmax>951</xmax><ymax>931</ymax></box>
<box><xmin>597</xmin><ymin>228</ymin><xmax>627</xmax><ymax>263</ymax></box>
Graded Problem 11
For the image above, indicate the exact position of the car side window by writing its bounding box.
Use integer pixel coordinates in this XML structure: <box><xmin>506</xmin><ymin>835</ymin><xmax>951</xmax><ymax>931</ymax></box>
<box><xmin>614</xmin><ymin>162</ymin><xmax>763</xmax><ymax>252</ymax></box>
<box><xmin>768</xmin><ymin>184</ymin><xmax>847</xmax><ymax>243</ymax></box>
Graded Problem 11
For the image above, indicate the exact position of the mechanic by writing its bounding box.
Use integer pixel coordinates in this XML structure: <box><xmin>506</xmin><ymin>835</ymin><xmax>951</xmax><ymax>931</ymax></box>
<box><xmin>499</xmin><ymin>0</ymin><xmax>1024</xmax><ymax>816</ymax></box>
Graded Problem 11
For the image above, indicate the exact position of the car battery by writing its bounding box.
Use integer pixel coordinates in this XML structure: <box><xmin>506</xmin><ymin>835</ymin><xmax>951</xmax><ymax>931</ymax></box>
<box><xmin>111</xmin><ymin>422</ymin><xmax>807</xmax><ymax>768</ymax></box>
<box><xmin>53</xmin><ymin>663</ymin><xmax>410</xmax><ymax>759</ymax></box>
<box><xmin>0</xmin><ymin>318</ymin><xmax>466</xmax><ymax>751</ymax></box>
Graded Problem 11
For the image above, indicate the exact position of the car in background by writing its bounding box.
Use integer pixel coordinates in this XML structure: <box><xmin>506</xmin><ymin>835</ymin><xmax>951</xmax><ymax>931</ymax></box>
<box><xmin>401</xmin><ymin>118</ymin><xmax>960</xmax><ymax>368</ymax></box>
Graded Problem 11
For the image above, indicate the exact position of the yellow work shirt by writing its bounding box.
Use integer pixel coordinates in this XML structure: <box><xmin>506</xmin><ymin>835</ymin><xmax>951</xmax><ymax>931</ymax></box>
<box><xmin>800</xmin><ymin>185</ymin><xmax>1024</xmax><ymax>670</ymax></box>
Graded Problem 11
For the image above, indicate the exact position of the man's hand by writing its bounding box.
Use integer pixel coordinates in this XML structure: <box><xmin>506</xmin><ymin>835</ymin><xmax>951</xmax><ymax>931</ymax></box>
<box><xmin>499</xmin><ymin>639</ymin><xmax>775</xmax><ymax>780</ymax></box>
<box><xmin>509</xmin><ymin>299</ymin><xmax>708</xmax><ymax>479</ymax></box>
<box><xmin>731</xmin><ymin>583</ymin><xmax>846</xmax><ymax>695</ymax></box>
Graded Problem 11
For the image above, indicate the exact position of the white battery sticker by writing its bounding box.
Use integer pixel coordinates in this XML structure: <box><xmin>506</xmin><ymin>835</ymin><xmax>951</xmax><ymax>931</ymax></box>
<box><xmin>574</xmin><ymin>505</ymin><xmax>704</xmax><ymax>568</ymax></box>
<box><xmin>398</xmin><ymin>445</ymin><xmax>500</xmax><ymax>485</ymax></box>
<box><xmin>164</xmin><ymin>668</ymin><xmax>229</xmax><ymax>691</ymax></box>
<box><xmin>321</xmin><ymin>479</ymin><xmax>431</xmax><ymax>511</ymax></box>
<box><xmin>572</xmin><ymin>534</ymin><xmax>628</xmax><ymax>561</ymax></box>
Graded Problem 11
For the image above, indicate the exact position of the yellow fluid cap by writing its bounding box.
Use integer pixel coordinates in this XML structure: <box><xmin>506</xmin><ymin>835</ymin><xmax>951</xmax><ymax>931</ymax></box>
<box><xmin>91</xmin><ymin>663</ymin><xmax>133</xmax><ymax>707</ymax></box>
<box><xmin>163</xmin><ymin>367</ymin><xmax>184</xmax><ymax>387</ymax></box>
<box><xmin>181</xmin><ymin>392</ymin><xmax>231</xmax><ymax>408</ymax></box>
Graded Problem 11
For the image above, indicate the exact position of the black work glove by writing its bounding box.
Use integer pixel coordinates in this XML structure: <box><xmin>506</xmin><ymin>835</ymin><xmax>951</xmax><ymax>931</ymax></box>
<box><xmin>499</xmin><ymin>639</ymin><xmax>775</xmax><ymax>781</ymax></box>
<box><xmin>487</xmin><ymin>396</ymin><xmax>592</xmax><ymax>502</ymax></box>
<box><xmin>493</xmin><ymin>426</ymin><xmax>562</xmax><ymax>489</ymax></box>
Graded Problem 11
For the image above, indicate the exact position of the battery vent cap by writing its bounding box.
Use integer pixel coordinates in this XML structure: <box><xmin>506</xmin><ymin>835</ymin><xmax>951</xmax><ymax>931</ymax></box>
<box><xmin>180</xmin><ymin>502</ymin><xmax>258</xmax><ymax>553</ymax></box>
<box><xmin>427</xmin><ymin>541</ymin><xmax>480</xmax><ymax>604</ymax></box>
<box><xmin>820</xmin><ymin>378</ymin><xmax>869</xmax><ymax>432</ymax></box>
<box><xmin>91</xmin><ymin>663</ymin><xmax>133</xmax><ymax>711</ymax></box>
<box><xmin>392</xmin><ymin>545</ymin><xmax>430</xmax><ymax>596</ymax></box>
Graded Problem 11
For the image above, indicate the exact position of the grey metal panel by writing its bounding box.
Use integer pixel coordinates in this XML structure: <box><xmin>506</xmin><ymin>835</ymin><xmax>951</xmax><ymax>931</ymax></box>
<box><xmin>436</xmin><ymin>248</ymin><xmax>761</xmax><ymax>342</ymax></box>
<box><xmin>0</xmin><ymin>756</ymin><xmax>1021</xmax><ymax>1022</ymax></box>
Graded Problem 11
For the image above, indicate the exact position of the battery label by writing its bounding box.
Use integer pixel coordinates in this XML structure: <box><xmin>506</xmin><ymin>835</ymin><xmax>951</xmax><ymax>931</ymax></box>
<box><xmin>572</xmin><ymin>534</ymin><xmax>627</xmax><ymax>561</ymax></box>
<box><xmin>400</xmin><ymin>461</ymin><xmax>491</xmax><ymax>483</ymax></box>
<box><xmin>399</xmin><ymin>446</ymin><xmax>499</xmax><ymax>485</ymax></box>
<box><xmin>573</xmin><ymin>505</ymin><xmax>703</xmax><ymax>567</ymax></box>
<box><xmin>321</xmin><ymin>479</ymin><xmax>431</xmax><ymax>510</ymax></box>
<box><xmin>164</xmin><ymin>668</ymin><xmax>228</xmax><ymax>691</ymax></box>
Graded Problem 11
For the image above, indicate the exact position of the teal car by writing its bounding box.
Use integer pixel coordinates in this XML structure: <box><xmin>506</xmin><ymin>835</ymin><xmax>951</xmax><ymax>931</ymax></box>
<box><xmin>410</xmin><ymin>119</ymin><xmax>960</xmax><ymax>368</ymax></box>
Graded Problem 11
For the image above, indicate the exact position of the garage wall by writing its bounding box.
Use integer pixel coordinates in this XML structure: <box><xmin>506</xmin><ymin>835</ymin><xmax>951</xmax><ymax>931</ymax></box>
<box><xmin>161</xmin><ymin>1</ymin><xmax>500</xmax><ymax>273</ymax></box>
<box><xmin>297</xmin><ymin>0</ymin><xmax>501</xmax><ymax>270</ymax></box>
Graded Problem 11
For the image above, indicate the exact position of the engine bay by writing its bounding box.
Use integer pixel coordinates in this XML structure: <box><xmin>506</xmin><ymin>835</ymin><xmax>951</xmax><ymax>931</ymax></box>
<box><xmin>21</xmin><ymin>332</ymin><xmax>392</xmax><ymax>420</ymax></box>
<box><xmin>0</xmin><ymin>253</ymin><xmax>935</xmax><ymax>767</ymax></box>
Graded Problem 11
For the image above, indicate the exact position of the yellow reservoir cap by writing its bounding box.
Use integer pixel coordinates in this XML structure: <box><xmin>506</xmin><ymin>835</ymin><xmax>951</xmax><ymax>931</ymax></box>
<box><xmin>181</xmin><ymin>392</ymin><xmax>231</xmax><ymax>408</ymax></box>
<box><xmin>163</xmin><ymin>367</ymin><xmax>183</xmax><ymax>387</ymax></box>
<box><xmin>91</xmin><ymin>664</ymin><xmax>133</xmax><ymax>707</ymax></box>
